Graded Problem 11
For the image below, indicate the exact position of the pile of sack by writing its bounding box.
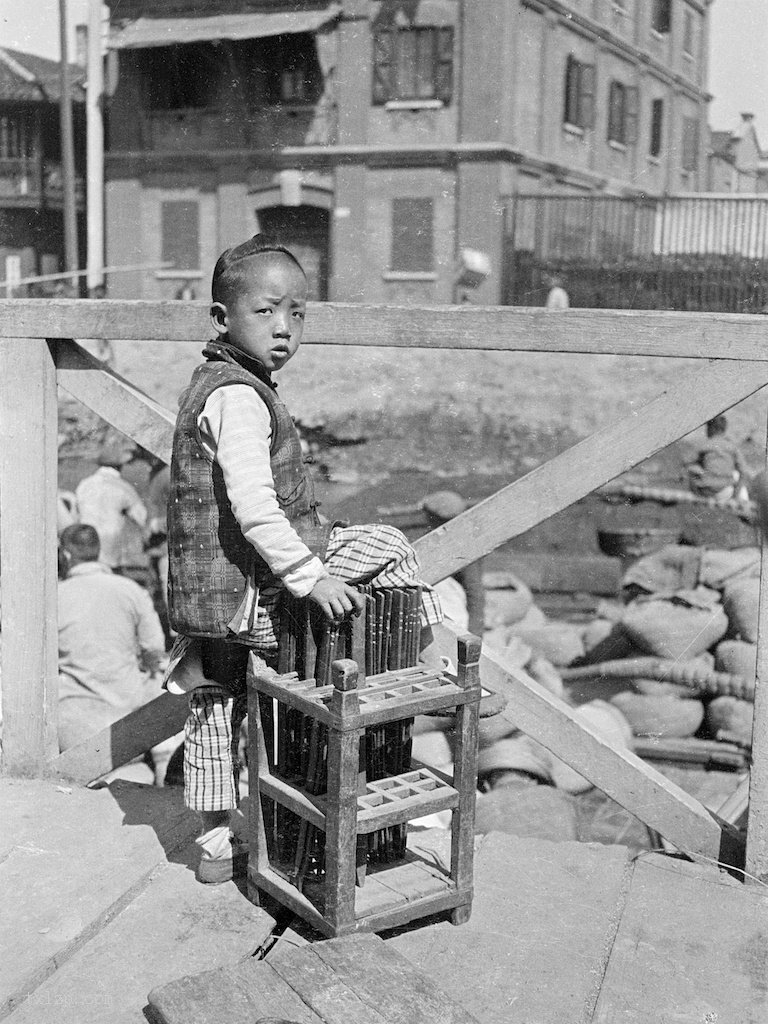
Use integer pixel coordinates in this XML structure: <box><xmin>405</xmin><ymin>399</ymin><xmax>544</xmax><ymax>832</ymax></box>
<box><xmin>483</xmin><ymin>545</ymin><xmax>763</xmax><ymax>748</ymax></box>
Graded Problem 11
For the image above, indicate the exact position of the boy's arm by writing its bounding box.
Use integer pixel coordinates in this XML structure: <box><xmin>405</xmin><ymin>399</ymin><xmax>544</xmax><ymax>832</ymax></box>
<box><xmin>199</xmin><ymin>385</ymin><xmax>327</xmax><ymax>597</ymax></box>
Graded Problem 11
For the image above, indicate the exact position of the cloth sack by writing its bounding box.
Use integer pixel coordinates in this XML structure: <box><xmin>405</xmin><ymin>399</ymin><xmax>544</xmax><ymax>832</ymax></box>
<box><xmin>722</xmin><ymin>577</ymin><xmax>760</xmax><ymax>643</ymax></box>
<box><xmin>611</xmin><ymin>691</ymin><xmax>705</xmax><ymax>738</ymax></box>
<box><xmin>700</xmin><ymin>547</ymin><xmax>760</xmax><ymax>590</ymax></box>
<box><xmin>715</xmin><ymin>639</ymin><xmax>757</xmax><ymax>681</ymax></box>
<box><xmin>620</xmin><ymin>587</ymin><xmax>727</xmax><ymax>660</ymax></box>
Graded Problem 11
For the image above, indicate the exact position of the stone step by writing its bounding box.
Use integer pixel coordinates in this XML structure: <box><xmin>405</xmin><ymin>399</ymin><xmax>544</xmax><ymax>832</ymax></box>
<box><xmin>7</xmin><ymin>858</ymin><xmax>275</xmax><ymax>1024</ymax></box>
<box><xmin>0</xmin><ymin>778</ymin><xmax>201</xmax><ymax>1019</ymax></box>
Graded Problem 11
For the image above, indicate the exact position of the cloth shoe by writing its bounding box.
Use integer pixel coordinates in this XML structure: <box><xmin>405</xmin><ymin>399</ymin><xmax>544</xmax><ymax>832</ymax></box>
<box><xmin>195</xmin><ymin>824</ymin><xmax>248</xmax><ymax>884</ymax></box>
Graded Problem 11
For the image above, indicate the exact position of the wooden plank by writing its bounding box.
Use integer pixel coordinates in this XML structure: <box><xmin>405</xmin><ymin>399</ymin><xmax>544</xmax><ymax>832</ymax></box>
<box><xmin>325</xmin><ymin>661</ymin><xmax>363</xmax><ymax>935</ymax></box>
<box><xmin>258</xmin><ymin>772</ymin><xmax>327</xmax><ymax>830</ymax></box>
<box><xmin>356</xmin><ymin>787</ymin><xmax>459</xmax><ymax>833</ymax></box>
<box><xmin>55</xmin><ymin>340</ymin><xmax>175</xmax><ymax>463</ymax></box>
<box><xmin>431</xmin><ymin>621</ymin><xmax>745</xmax><ymax>864</ymax></box>
<box><xmin>354</xmin><ymin>888</ymin><xmax>470</xmax><ymax>933</ymax></box>
<box><xmin>269</xmin><ymin>942</ymin><xmax>391</xmax><ymax>1024</ymax></box>
<box><xmin>50</xmin><ymin>692</ymin><xmax>188</xmax><ymax>785</ymax></box>
<box><xmin>249</xmin><ymin>865</ymin><xmax>335</xmax><ymax>938</ymax></box>
<box><xmin>147</xmin><ymin>958</ymin><xmax>324</xmax><ymax>1024</ymax></box>
<box><xmin>746</xmin><ymin>433</ymin><xmax>768</xmax><ymax>881</ymax></box>
<box><xmin>372</xmin><ymin>860</ymin><xmax>451</xmax><ymax>901</ymax></box>
<box><xmin>310</xmin><ymin>932</ymin><xmax>480</xmax><ymax>1024</ymax></box>
<box><xmin>415</xmin><ymin>359</ymin><xmax>768</xmax><ymax>584</ymax></box>
<box><xmin>2</xmin><ymin>299</ymin><xmax>768</xmax><ymax>361</ymax></box>
<box><xmin>0</xmin><ymin>338</ymin><xmax>59</xmax><ymax>774</ymax></box>
<box><xmin>450</xmin><ymin>636</ymin><xmax>481</xmax><ymax>925</ymax></box>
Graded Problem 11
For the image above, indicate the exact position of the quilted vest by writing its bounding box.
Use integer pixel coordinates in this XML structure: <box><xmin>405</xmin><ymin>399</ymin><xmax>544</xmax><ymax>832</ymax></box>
<box><xmin>167</xmin><ymin>342</ymin><xmax>326</xmax><ymax>638</ymax></box>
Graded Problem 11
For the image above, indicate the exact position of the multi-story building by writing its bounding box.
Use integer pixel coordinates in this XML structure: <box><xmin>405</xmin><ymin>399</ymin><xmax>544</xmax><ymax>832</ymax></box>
<box><xmin>0</xmin><ymin>48</ymin><xmax>85</xmax><ymax>293</ymax></box>
<box><xmin>708</xmin><ymin>113</ymin><xmax>767</xmax><ymax>193</ymax></box>
<box><xmin>104</xmin><ymin>0</ymin><xmax>713</xmax><ymax>304</ymax></box>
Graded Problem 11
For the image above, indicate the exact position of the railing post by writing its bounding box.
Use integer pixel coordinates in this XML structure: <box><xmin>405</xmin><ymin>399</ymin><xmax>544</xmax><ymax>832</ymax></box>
<box><xmin>746</xmin><ymin>420</ymin><xmax>768</xmax><ymax>883</ymax></box>
<box><xmin>0</xmin><ymin>338</ymin><xmax>59</xmax><ymax>774</ymax></box>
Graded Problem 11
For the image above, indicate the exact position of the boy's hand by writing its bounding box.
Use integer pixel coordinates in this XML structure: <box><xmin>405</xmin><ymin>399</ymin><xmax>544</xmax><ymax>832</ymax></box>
<box><xmin>308</xmin><ymin>577</ymin><xmax>365</xmax><ymax>622</ymax></box>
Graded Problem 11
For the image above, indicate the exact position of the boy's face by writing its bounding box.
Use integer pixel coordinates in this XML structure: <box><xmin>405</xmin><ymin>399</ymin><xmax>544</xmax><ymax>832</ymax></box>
<box><xmin>211</xmin><ymin>254</ymin><xmax>307</xmax><ymax>372</ymax></box>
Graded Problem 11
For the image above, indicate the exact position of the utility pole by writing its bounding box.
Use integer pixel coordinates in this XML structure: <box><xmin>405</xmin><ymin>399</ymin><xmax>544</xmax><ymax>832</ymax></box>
<box><xmin>86</xmin><ymin>0</ymin><xmax>104</xmax><ymax>295</ymax></box>
<box><xmin>58</xmin><ymin>0</ymin><xmax>80</xmax><ymax>292</ymax></box>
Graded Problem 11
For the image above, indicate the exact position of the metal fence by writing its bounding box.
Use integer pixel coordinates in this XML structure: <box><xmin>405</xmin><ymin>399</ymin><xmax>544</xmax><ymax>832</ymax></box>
<box><xmin>503</xmin><ymin>194</ymin><xmax>768</xmax><ymax>313</ymax></box>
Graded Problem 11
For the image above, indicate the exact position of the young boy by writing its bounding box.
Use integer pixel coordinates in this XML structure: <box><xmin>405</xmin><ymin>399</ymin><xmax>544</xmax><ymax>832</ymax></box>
<box><xmin>165</xmin><ymin>236</ymin><xmax>442</xmax><ymax>882</ymax></box>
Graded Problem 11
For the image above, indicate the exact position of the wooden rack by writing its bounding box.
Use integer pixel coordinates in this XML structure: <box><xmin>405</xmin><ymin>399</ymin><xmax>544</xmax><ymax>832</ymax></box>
<box><xmin>246</xmin><ymin>635</ymin><xmax>481</xmax><ymax>937</ymax></box>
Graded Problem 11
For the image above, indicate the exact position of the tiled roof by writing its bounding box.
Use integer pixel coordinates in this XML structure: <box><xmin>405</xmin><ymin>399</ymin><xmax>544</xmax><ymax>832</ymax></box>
<box><xmin>0</xmin><ymin>48</ymin><xmax>85</xmax><ymax>103</ymax></box>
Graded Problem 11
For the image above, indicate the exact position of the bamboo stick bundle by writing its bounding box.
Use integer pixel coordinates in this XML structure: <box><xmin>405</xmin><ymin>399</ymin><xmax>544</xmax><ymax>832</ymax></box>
<box><xmin>274</xmin><ymin>584</ymin><xmax>424</xmax><ymax>887</ymax></box>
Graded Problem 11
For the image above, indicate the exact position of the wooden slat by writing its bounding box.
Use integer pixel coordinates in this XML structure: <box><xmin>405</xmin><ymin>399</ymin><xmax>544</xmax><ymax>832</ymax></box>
<box><xmin>1</xmin><ymin>300</ymin><xmax>768</xmax><ymax>360</ymax></box>
<box><xmin>430</xmin><ymin>622</ymin><xmax>744</xmax><ymax>864</ymax></box>
<box><xmin>55</xmin><ymin>340</ymin><xmax>175</xmax><ymax>463</ymax></box>
<box><xmin>50</xmin><ymin>692</ymin><xmax>188</xmax><ymax>785</ymax></box>
<box><xmin>0</xmin><ymin>338</ymin><xmax>59</xmax><ymax>773</ymax></box>
<box><xmin>746</xmin><ymin>437</ymin><xmax>768</xmax><ymax>882</ymax></box>
<box><xmin>416</xmin><ymin>359</ymin><xmax>768</xmax><ymax>585</ymax></box>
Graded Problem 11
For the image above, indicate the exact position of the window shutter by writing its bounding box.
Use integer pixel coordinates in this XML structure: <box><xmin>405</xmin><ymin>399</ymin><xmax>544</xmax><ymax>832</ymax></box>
<box><xmin>625</xmin><ymin>86</ymin><xmax>639</xmax><ymax>144</ymax></box>
<box><xmin>650</xmin><ymin>98</ymin><xmax>664</xmax><ymax>157</ymax></box>
<box><xmin>435</xmin><ymin>27</ymin><xmax>454</xmax><ymax>103</ymax></box>
<box><xmin>563</xmin><ymin>55</ymin><xmax>576</xmax><ymax>125</ymax></box>
<box><xmin>607</xmin><ymin>81</ymin><xmax>621</xmax><ymax>141</ymax></box>
<box><xmin>391</xmin><ymin>197</ymin><xmax>434</xmax><ymax>272</ymax></box>
<box><xmin>579</xmin><ymin>62</ymin><xmax>596</xmax><ymax>129</ymax></box>
<box><xmin>372</xmin><ymin>30</ymin><xmax>393</xmax><ymax>104</ymax></box>
<box><xmin>161</xmin><ymin>200</ymin><xmax>200</xmax><ymax>271</ymax></box>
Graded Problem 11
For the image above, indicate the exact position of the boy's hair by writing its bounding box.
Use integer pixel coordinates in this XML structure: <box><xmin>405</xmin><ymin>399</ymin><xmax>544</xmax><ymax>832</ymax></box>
<box><xmin>211</xmin><ymin>235</ymin><xmax>305</xmax><ymax>308</ymax></box>
<box><xmin>60</xmin><ymin>523</ymin><xmax>100</xmax><ymax>562</ymax></box>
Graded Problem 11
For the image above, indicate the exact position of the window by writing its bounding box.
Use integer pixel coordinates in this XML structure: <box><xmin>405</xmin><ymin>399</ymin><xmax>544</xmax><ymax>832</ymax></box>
<box><xmin>373</xmin><ymin>27</ymin><xmax>454</xmax><ymax>104</ymax></box>
<box><xmin>681</xmin><ymin>117</ymin><xmax>699</xmax><ymax>171</ymax></box>
<box><xmin>651</xmin><ymin>0</ymin><xmax>672</xmax><ymax>34</ymax></box>
<box><xmin>264</xmin><ymin>35</ymin><xmax>322</xmax><ymax>105</ymax></box>
<box><xmin>161</xmin><ymin>201</ymin><xmax>200</xmax><ymax>271</ymax></box>
<box><xmin>140</xmin><ymin>44</ymin><xmax>219</xmax><ymax>110</ymax></box>
<box><xmin>390</xmin><ymin>198</ymin><xmax>434</xmax><ymax>272</ymax></box>
<box><xmin>683</xmin><ymin>9</ymin><xmax>695</xmax><ymax>56</ymax></box>
<box><xmin>563</xmin><ymin>55</ymin><xmax>596</xmax><ymax>130</ymax></box>
<box><xmin>607</xmin><ymin>81</ymin><xmax>639</xmax><ymax>145</ymax></box>
<box><xmin>0</xmin><ymin>114</ymin><xmax>30</xmax><ymax>159</ymax></box>
<box><xmin>649</xmin><ymin>99</ymin><xmax>664</xmax><ymax>157</ymax></box>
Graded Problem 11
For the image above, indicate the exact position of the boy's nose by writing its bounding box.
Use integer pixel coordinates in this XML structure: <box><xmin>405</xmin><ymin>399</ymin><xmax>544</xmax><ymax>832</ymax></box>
<box><xmin>273</xmin><ymin>313</ymin><xmax>291</xmax><ymax>336</ymax></box>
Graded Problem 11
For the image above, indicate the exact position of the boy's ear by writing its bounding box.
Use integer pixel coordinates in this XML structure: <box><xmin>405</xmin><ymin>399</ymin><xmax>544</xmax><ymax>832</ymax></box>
<box><xmin>210</xmin><ymin>302</ymin><xmax>228</xmax><ymax>336</ymax></box>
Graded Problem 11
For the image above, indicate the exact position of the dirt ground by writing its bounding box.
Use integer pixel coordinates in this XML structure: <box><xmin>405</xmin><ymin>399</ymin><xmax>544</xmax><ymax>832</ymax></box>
<box><xmin>60</xmin><ymin>340</ymin><xmax>768</xmax><ymax>549</ymax></box>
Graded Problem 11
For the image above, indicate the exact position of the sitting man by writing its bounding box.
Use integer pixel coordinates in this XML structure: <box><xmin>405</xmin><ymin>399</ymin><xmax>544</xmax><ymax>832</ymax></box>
<box><xmin>687</xmin><ymin>414</ymin><xmax>748</xmax><ymax>503</ymax></box>
<box><xmin>57</xmin><ymin>524</ymin><xmax>166</xmax><ymax>764</ymax></box>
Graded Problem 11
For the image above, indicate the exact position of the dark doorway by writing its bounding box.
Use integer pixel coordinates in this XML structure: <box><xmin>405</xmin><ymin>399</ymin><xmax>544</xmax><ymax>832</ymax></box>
<box><xmin>257</xmin><ymin>205</ymin><xmax>330</xmax><ymax>300</ymax></box>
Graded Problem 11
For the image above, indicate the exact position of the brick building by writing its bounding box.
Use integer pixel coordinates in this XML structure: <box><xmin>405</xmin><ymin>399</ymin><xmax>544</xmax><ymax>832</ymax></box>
<box><xmin>708</xmin><ymin>113</ymin><xmax>767</xmax><ymax>193</ymax></box>
<box><xmin>104</xmin><ymin>0</ymin><xmax>713</xmax><ymax>304</ymax></box>
<box><xmin>0</xmin><ymin>48</ymin><xmax>85</xmax><ymax>294</ymax></box>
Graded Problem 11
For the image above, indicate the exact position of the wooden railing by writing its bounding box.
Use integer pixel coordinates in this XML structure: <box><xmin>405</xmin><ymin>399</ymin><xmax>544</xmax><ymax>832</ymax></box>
<box><xmin>2</xmin><ymin>299</ymin><xmax>768</xmax><ymax>881</ymax></box>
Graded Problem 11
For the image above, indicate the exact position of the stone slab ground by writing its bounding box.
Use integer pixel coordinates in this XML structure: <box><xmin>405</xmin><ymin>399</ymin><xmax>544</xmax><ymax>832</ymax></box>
<box><xmin>0</xmin><ymin>778</ymin><xmax>271</xmax><ymax>1023</ymax></box>
<box><xmin>3</xmin><ymin>777</ymin><xmax>768</xmax><ymax>1023</ymax></box>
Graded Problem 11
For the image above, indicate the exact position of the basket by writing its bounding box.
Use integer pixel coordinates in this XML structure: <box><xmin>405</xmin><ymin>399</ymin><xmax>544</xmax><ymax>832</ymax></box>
<box><xmin>597</xmin><ymin>526</ymin><xmax>681</xmax><ymax>559</ymax></box>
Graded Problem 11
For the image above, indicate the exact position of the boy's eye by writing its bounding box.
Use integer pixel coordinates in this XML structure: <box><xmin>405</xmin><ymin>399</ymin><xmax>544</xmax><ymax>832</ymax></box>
<box><xmin>292</xmin><ymin>310</ymin><xmax>305</xmax><ymax>320</ymax></box>
<box><xmin>256</xmin><ymin>307</ymin><xmax>272</xmax><ymax>315</ymax></box>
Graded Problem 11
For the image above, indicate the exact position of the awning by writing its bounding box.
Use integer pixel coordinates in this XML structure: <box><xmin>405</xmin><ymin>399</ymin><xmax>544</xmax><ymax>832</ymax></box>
<box><xmin>108</xmin><ymin>5</ymin><xmax>342</xmax><ymax>50</ymax></box>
